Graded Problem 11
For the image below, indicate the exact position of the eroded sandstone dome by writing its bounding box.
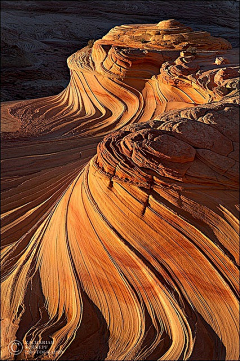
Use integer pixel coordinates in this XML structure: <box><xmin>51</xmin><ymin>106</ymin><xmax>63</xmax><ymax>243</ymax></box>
<box><xmin>102</xmin><ymin>19</ymin><xmax>232</xmax><ymax>50</ymax></box>
<box><xmin>1</xmin><ymin>19</ymin><xmax>239</xmax><ymax>361</ymax></box>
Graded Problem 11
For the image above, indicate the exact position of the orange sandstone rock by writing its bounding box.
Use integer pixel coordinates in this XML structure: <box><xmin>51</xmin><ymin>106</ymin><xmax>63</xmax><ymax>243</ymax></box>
<box><xmin>1</xmin><ymin>20</ymin><xmax>239</xmax><ymax>361</ymax></box>
<box><xmin>103</xmin><ymin>19</ymin><xmax>232</xmax><ymax>50</ymax></box>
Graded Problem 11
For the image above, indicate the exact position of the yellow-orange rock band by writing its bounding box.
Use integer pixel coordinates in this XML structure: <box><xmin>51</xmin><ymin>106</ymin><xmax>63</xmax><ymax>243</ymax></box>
<box><xmin>1</xmin><ymin>20</ymin><xmax>239</xmax><ymax>360</ymax></box>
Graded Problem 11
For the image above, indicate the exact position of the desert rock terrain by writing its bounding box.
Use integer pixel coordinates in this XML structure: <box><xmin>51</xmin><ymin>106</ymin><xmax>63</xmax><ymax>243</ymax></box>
<box><xmin>1</xmin><ymin>0</ymin><xmax>239</xmax><ymax>101</ymax></box>
<box><xmin>1</xmin><ymin>8</ymin><xmax>239</xmax><ymax>361</ymax></box>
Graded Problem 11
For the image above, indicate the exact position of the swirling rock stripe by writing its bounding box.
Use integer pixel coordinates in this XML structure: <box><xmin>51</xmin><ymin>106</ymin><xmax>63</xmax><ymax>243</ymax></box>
<box><xmin>3</xmin><ymin>37</ymin><xmax>238</xmax><ymax>140</ymax></box>
<box><xmin>1</xmin><ymin>20</ymin><xmax>239</xmax><ymax>361</ymax></box>
<box><xmin>2</xmin><ymin>101</ymin><xmax>239</xmax><ymax>360</ymax></box>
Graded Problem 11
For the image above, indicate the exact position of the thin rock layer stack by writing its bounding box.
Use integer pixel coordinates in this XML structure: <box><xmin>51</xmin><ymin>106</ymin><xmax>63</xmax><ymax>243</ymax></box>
<box><xmin>1</xmin><ymin>20</ymin><xmax>239</xmax><ymax>360</ymax></box>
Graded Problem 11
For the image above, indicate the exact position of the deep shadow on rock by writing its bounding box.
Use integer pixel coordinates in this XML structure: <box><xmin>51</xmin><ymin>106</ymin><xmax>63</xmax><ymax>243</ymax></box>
<box><xmin>1</xmin><ymin>0</ymin><xmax>239</xmax><ymax>101</ymax></box>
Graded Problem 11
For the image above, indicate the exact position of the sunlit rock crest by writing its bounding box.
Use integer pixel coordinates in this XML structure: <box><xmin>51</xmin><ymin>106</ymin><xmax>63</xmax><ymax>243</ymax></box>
<box><xmin>1</xmin><ymin>20</ymin><xmax>239</xmax><ymax>360</ymax></box>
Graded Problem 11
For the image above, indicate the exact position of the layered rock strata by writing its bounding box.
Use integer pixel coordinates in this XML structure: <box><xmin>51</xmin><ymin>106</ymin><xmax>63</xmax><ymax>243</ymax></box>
<box><xmin>2</xmin><ymin>1</ymin><xmax>239</xmax><ymax>102</ymax></box>
<box><xmin>1</xmin><ymin>20</ymin><xmax>239</xmax><ymax>361</ymax></box>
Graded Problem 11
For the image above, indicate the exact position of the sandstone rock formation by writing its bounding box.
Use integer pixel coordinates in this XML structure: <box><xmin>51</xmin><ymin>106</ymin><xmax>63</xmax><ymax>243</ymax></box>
<box><xmin>103</xmin><ymin>19</ymin><xmax>232</xmax><ymax>50</ymax></box>
<box><xmin>1</xmin><ymin>0</ymin><xmax>239</xmax><ymax>101</ymax></box>
<box><xmin>1</xmin><ymin>19</ymin><xmax>239</xmax><ymax>361</ymax></box>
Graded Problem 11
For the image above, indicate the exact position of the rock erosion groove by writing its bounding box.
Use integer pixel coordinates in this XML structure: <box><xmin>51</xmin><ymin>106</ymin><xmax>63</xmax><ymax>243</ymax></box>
<box><xmin>1</xmin><ymin>19</ymin><xmax>239</xmax><ymax>361</ymax></box>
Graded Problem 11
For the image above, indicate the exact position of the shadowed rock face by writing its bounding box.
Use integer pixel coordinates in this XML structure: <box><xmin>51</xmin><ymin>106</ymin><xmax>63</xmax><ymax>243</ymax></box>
<box><xmin>1</xmin><ymin>18</ymin><xmax>239</xmax><ymax>361</ymax></box>
<box><xmin>1</xmin><ymin>0</ymin><xmax>239</xmax><ymax>101</ymax></box>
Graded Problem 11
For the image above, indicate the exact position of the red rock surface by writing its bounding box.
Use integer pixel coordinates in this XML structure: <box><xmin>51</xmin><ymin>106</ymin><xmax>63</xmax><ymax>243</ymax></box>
<box><xmin>1</xmin><ymin>20</ymin><xmax>239</xmax><ymax>360</ymax></box>
<box><xmin>2</xmin><ymin>0</ymin><xmax>239</xmax><ymax>101</ymax></box>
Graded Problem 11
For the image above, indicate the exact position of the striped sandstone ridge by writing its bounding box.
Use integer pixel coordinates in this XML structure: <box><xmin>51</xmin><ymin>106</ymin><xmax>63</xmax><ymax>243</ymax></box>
<box><xmin>1</xmin><ymin>20</ymin><xmax>238</xmax><ymax>138</ymax></box>
<box><xmin>102</xmin><ymin>19</ymin><xmax>232</xmax><ymax>50</ymax></box>
<box><xmin>1</xmin><ymin>20</ymin><xmax>239</xmax><ymax>360</ymax></box>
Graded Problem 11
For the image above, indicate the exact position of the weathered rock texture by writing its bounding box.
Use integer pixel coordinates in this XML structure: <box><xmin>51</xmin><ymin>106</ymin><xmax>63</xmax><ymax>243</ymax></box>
<box><xmin>1</xmin><ymin>0</ymin><xmax>239</xmax><ymax>101</ymax></box>
<box><xmin>1</xmin><ymin>19</ymin><xmax>239</xmax><ymax>361</ymax></box>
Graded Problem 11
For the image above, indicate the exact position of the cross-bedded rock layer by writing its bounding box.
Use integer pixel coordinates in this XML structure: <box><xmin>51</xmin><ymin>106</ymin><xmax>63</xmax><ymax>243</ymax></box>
<box><xmin>1</xmin><ymin>20</ymin><xmax>239</xmax><ymax>360</ymax></box>
<box><xmin>102</xmin><ymin>19</ymin><xmax>232</xmax><ymax>50</ymax></box>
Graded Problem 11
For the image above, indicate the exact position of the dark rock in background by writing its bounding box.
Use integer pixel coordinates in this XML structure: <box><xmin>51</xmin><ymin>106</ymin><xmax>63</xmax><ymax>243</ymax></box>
<box><xmin>1</xmin><ymin>0</ymin><xmax>239</xmax><ymax>101</ymax></box>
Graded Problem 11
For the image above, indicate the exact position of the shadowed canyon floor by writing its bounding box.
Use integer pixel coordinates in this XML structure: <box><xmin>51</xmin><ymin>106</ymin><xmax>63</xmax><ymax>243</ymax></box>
<box><xmin>1</xmin><ymin>19</ymin><xmax>239</xmax><ymax>360</ymax></box>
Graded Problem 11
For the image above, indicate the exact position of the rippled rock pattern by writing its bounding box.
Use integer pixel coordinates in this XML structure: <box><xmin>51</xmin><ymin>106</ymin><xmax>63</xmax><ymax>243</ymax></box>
<box><xmin>2</xmin><ymin>0</ymin><xmax>239</xmax><ymax>102</ymax></box>
<box><xmin>1</xmin><ymin>20</ymin><xmax>239</xmax><ymax>360</ymax></box>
